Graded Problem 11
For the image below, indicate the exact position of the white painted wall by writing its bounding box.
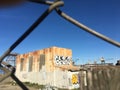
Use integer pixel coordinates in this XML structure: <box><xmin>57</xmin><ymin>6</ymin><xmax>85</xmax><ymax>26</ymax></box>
<box><xmin>16</xmin><ymin>64</ymin><xmax>79</xmax><ymax>89</ymax></box>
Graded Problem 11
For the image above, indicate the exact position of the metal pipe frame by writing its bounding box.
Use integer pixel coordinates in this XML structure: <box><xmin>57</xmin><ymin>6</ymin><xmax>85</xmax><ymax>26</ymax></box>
<box><xmin>0</xmin><ymin>67</ymin><xmax>11</xmax><ymax>82</ymax></box>
<box><xmin>0</xmin><ymin>0</ymin><xmax>119</xmax><ymax>89</ymax></box>
<box><xmin>0</xmin><ymin>1</ymin><xmax>64</xmax><ymax>90</ymax></box>
<box><xmin>29</xmin><ymin>0</ymin><xmax>120</xmax><ymax>47</ymax></box>
<box><xmin>28</xmin><ymin>0</ymin><xmax>62</xmax><ymax>5</ymax></box>
<box><xmin>28</xmin><ymin>0</ymin><xmax>54</xmax><ymax>5</ymax></box>
<box><xmin>0</xmin><ymin>0</ymin><xmax>64</xmax><ymax>64</ymax></box>
<box><xmin>55</xmin><ymin>8</ymin><xmax>120</xmax><ymax>47</ymax></box>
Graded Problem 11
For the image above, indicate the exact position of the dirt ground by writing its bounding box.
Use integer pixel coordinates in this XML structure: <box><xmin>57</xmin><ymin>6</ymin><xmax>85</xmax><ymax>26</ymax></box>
<box><xmin>0</xmin><ymin>76</ymin><xmax>37</xmax><ymax>90</ymax></box>
<box><xmin>0</xmin><ymin>83</ymin><xmax>38</xmax><ymax>90</ymax></box>
<box><xmin>0</xmin><ymin>85</ymin><xmax>38</xmax><ymax>90</ymax></box>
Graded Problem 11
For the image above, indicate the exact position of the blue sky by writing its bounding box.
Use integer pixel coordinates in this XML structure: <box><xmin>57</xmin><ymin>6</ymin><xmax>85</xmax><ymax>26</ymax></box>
<box><xmin>0</xmin><ymin>0</ymin><xmax>120</xmax><ymax>64</ymax></box>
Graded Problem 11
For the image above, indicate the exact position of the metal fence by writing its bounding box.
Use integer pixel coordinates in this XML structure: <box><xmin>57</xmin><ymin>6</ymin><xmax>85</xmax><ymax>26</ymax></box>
<box><xmin>0</xmin><ymin>0</ymin><xmax>120</xmax><ymax>90</ymax></box>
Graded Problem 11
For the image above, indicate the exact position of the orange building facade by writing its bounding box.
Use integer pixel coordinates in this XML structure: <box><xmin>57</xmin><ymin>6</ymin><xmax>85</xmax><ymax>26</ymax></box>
<box><xmin>16</xmin><ymin>46</ymin><xmax>79</xmax><ymax>89</ymax></box>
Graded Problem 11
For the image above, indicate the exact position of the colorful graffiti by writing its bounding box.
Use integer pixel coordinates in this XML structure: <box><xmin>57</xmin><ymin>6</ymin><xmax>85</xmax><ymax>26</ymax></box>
<box><xmin>71</xmin><ymin>74</ymin><xmax>78</xmax><ymax>84</ymax></box>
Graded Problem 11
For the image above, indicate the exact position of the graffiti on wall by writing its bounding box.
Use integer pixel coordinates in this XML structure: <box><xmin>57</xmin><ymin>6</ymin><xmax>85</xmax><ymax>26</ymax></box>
<box><xmin>71</xmin><ymin>74</ymin><xmax>79</xmax><ymax>88</ymax></box>
<box><xmin>55</xmin><ymin>56</ymin><xmax>71</xmax><ymax>65</ymax></box>
<box><xmin>72</xmin><ymin>74</ymin><xmax>78</xmax><ymax>84</ymax></box>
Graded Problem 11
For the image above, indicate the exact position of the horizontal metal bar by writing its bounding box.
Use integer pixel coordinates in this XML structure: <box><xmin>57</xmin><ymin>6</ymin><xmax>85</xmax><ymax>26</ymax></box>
<box><xmin>55</xmin><ymin>8</ymin><xmax>120</xmax><ymax>47</ymax></box>
<box><xmin>0</xmin><ymin>1</ymin><xmax>64</xmax><ymax>64</ymax></box>
<box><xmin>28</xmin><ymin>0</ymin><xmax>54</xmax><ymax>5</ymax></box>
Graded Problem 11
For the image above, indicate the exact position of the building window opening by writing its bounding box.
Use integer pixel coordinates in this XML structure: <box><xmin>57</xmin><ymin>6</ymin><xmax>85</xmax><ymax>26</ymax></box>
<box><xmin>38</xmin><ymin>54</ymin><xmax>45</xmax><ymax>71</ymax></box>
<box><xmin>28</xmin><ymin>56</ymin><xmax>33</xmax><ymax>72</ymax></box>
<box><xmin>20</xmin><ymin>58</ymin><xmax>24</xmax><ymax>71</ymax></box>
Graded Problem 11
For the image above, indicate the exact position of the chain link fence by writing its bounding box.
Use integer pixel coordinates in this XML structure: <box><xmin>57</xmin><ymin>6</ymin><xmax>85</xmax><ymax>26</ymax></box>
<box><xmin>0</xmin><ymin>0</ymin><xmax>120</xmax><ymax>90</ymax></box>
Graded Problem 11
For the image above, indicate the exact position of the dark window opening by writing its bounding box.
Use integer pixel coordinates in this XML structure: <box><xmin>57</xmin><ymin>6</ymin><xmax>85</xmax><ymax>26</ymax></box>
<box><xmin>28</xmin><ymin>56</ymin><xmax>33</xmax><ymax>72</ymax></box>
<box><xmin>38</xmin><ymin>54</ymin><xmax>45</xmax><ymax>71</ymax></box>
<box><xmin>20</xmin><ymin>58</ymin><xmax>24</xmax><ymax>71</ymax></box>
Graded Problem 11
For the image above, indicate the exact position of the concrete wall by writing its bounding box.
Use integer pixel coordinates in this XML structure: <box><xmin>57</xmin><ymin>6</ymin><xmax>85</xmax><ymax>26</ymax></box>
<box><xmin>16</xmin><ymin>67</ymin><xmax>79</xmax><ymax>89</ymax></box>
<box><xmin>79</xmin><ymin>66</ymin><xmax>120</xmax><ymax>90</ymax></box>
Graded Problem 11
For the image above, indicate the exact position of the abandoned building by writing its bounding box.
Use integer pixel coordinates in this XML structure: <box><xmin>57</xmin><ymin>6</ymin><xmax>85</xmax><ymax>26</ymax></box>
<box><xmin>15</xmin><ymin>46</ymin><xmax>80</xmax><ymax>89</ymax></box>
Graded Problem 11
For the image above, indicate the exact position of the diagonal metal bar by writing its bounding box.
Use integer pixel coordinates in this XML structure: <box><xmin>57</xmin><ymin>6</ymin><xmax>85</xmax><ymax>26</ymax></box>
<box><xmin>0</xmin><ymin>1</ymin><xmax>64</xmax><ymax>90</ymax></box>
<box><xmin>11</xmin><ymin>74</ymin><xmax>29</xmax><ymax>90</ymax></box>
<box><xmin>0</xmin><ymin>62</ymin><xmax>29</xmax><ymax>90</ymax></box>
<box><xmin>11</xmin><ymin>67</ymin><xmax>29</xmax><ymax>90</ymax></box>
<box><xmin>1</xmin><ymin>61</ymin><xmax>14</xmax><ymax>68</ymax></box>
<box><xmin>0</xmin><ymin>66</ymin><xmax>11</xmax><ymax>82</ymax></box>
<box><xmin>55</xmin><ymin>8</ymin><xmax>120</xmax><ymax>47</ymax></box>
<box><xmin>27</xmin><ymin>0</ymin><xmax>120</xmax><ymax>47</ymax></box>
<box><xmin>0</xmin><ymin>1</ymin><xmax>64</xmax><ymax>64</ymax></box>
<box><xmin>0</xmin><ymin>65</ymin><xmax>29</xmax><ymax>90</ymax></box>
